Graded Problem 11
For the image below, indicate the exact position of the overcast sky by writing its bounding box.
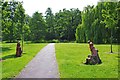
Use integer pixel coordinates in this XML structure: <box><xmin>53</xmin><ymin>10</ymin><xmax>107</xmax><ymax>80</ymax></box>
<box><xmin>16</xmin><ymin>0</ymin><xmax>99</xmax><ymax>16</ymax></box>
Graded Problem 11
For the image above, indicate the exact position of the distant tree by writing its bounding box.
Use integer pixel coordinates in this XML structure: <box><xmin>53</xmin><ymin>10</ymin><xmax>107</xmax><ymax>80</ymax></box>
<box><xmin>54</xmin><ymin>8</ymin><xmax>82</xmax><ymax>41</ymax></box>
<box><xmin>24</xmin><ymin>14</ymin><xmax>31</xmax><ymax>41</ymax></box>
<box><xmin>116</xmin><ymin>1</ymin><xmax>120</xmax><ymax>44</ymax></box>
<box><xmin>45</xmin><ymin>7</ymin><xmax>55</xmax><ymax>40</ymax></box>
<box><xmin>76</xmin><ymin>2</ymin><xmax>118</xmax><ymax>45</ymax></box>
<box><xmin>75</xmin><ymin>24</ymin><xmax>86</xmax><ymax>43</ymax></box>
<box><xmin>30</xmin><ymin>11</ymin><xmax>46</xmax><ymax>42</ymax></box>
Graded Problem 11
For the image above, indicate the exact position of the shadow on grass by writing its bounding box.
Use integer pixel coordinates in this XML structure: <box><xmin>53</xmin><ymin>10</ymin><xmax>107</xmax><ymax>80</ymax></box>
<box><xmin>2</xmin><ymin>54</ymin><xmax>17</xmax><ymax>60</ymax></box>
<box><xmin>0</xmin><ymin>47</ymin><xmax>12</xmax><ymax>53</ymax></box>
<box><xmin>116</xmin><ymin>55</ymin><xmax>120</xmax><ymax>58</ymax></box>
<box><xmin>2</xmin><ymin>52</ymin><xmax>26</xmax><ymax>61</ymax></box>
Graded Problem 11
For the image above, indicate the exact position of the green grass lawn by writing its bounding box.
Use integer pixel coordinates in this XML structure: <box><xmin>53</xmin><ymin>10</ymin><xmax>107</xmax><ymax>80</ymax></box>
<box><xmin>55</xmin><ymin>43</ymin><xmax>119</xmax><ymax>78</ymax></box>
<box><xmin>1</xmin><ymin>42</ymin><xmax>47</xmax><ymax>78</ymax></box>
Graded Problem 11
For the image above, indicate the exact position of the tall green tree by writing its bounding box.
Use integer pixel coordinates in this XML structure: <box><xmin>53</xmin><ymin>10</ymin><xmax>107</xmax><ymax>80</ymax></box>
<box><xmin>102</xmin><ymin>2</ymin><xmax>118</xmax><ymax>53</ymax></box>
<box><xmin>92</xmin><ymin>2</ymin><xmax>106</xmax><ymax>44</ymax></box>
<box><xmin>116</xmin><ymin>1</ymin><xmax>120</xmax><ymax>44</ymax></box>
<box><xmin>78</xmin><ymin>5</ymin><xmax>95</xmax><ymax>42</ymax></box>
<box><xmin>76</xmin><ymin>2</ymin><xmax>118</xmax><ymax>45</ymax></box>
<box><xmin>54</xmin><ymin>8</ymin><xmax>82</xmax><ymax>41</ymax></box>
<box><xmin>30</xmin><ymin>11</ymin><xmax>46</xmax><ymax>42</ymax></box>
<box><xmin>24</xmin><ymin>14</ymin><xmax>31</xmax><ymax>41</ymax></box>
<box><xmin>45</xmin><ymin>7</ymin><xmax>55</xmax><ymax>40</ymax></box>
<box><xmin>2</xmin><ymin>0</ymin><xmax>25</xmax><ymax>42</ymax></box>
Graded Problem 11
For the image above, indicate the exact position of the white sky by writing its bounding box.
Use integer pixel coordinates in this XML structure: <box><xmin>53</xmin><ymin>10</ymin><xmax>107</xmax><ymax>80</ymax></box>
<box><xmin>16</xmin><ymin>0</ymin><xmax>99</xmax><ymax>16</ymax></box>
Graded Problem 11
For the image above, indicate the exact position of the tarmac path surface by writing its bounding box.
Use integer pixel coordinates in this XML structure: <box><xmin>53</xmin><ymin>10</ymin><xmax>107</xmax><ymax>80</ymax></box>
<box><xmin>16</xmin><ymin>43</ymin><xmax>59</xmax><ymax>78</ymax></box>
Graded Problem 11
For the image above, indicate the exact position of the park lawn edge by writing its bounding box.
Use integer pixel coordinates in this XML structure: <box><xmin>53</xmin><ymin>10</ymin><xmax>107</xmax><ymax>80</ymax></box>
<box><xmin>2</xmin><ymin>43</ymin><xmax>47</xmax><ymax>78</ymax></box>
<box><xmin>55</xmin><ymin>43</ymin><xmax>119</xmax><ymax>78</ymax></box>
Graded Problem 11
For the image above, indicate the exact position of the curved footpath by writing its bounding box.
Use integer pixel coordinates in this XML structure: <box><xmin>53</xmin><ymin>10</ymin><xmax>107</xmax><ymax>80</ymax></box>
<box><xmin>15</xmin><ymin>43</ymin><xmax>59</xmax><ymax>78</ymax></box>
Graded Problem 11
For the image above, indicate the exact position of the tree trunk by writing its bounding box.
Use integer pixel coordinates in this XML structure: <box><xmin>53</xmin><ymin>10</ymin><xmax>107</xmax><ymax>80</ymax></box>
<box><xmin>110</xmin><ymin>28</ymin><xmax>113</xmax><ymax>53</ymax></box>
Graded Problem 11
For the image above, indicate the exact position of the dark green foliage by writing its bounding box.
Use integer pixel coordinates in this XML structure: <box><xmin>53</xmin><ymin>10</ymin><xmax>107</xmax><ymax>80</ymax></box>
<box><xmin>54</xmin><ymin>8</ymin><xmax>82</xmax><ymax>41</ymax></box>
<box><xmin>29</xmin><ymin>12</ymin><xmax>46</xmax><ymax>42</ymax></box>
<box><xmin>1</xmin><ymin>1</ymin><xmax>119</xmax><ymax>44</ymax></box>
<box><xmin>116</xmin><ymin>1</ymin><xmax>120</xmax><ymax>44</ymax></box>
<box><xmin>2</xmin><ymin>0</ymin><xmax>25</xmax><ymax>42</ymax></box>
<box><xmin>45</xmin><ymin>7</ymin><xmax>55</xmax><ymax>40</ymax></box>
<box><xmin>2</xmin><ymin>2</ymin><xmax>82</xmax><ymax>42</ymax></box>
<box><xmin>76</xmin><ymin>2</ymin><xmax>119</xmax><ymax>44</ymax></box>
<box><xmin>44</xmin><ymin>8</ymin><xmax>82</xmax><ymax>41</ymax></box>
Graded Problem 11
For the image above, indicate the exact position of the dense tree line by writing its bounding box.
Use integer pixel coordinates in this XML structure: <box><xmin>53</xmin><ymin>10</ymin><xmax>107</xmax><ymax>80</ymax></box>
<box><xmin>1</xmin><ymin>0</ymin><xmax>82</xmax><ymax>42</ymax></box>
<box><xmin>1</xmin><ymin>0</ymin><xmax>120</xmax><ymax>44</ymax></box>
<box><xmin>26</xmin><ymin>8</ymin><xmax>82</xmax><ymax>42</ymax></box>
<box><xmin>76</xmin><ymin>2</ymin><xmax>120</xmax><ymax>44</ymax></box>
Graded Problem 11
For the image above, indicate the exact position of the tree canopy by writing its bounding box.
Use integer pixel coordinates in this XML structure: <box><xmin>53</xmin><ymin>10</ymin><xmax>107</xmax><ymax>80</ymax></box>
<box><xmin>1</xmin><ymin>0</ymin><xmax>119</xmax><ymax>44</ymax></box>
<box><xmin>76</xmin><ymin>2</ymin><xmax>119</xmax><ymax>44</ymax></box>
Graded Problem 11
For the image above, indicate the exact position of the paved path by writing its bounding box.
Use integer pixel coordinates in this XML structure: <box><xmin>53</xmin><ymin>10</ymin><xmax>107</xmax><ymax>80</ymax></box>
<box><xmin>16</xmin><ymin>43</ymin><xmax>59</xmax><ymax>78</ymax></box>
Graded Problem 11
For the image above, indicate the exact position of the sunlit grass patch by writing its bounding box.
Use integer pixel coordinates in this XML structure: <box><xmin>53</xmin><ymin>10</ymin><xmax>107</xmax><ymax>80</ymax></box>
<box><xmin>55</xmin><ymin>43</ymin><xmax>118</xmax><ymax>78</ymax></box>
<box><xmin>1</xmin><ymin>43</ymin><xmax>47</xmax><ymax>78</ymax></box>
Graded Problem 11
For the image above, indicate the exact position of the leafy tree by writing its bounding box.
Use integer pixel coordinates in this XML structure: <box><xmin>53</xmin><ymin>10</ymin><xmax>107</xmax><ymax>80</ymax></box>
<box><xmin>116</xmin><ymin>1</ymin><xmax>120</xmax><ymax>44</ymax></box>
<box><xmin>76</xmin><ymin>2</ymin><xmax>118</xmax><ymax>46</ymax></box>
<box><xmin>54</xmin><ymin>8</ymin><xmax>82</xmax><ymax>41</ymax></box>
<box><xmin>102</xmin><ymin>2</ymin><xmax>117</xmax><ymax>53</ymax></box>
<box><xmin>30</xmin><ymin>11</ymin><xmax>46</xmax><ymax>42</ymax></box>
<box><xmin>24</xmin><ymin>14</ymin><xmax>31</xmax><ymax>41</ymax></box>
<box><xmin>45</xmin><ymin>7</ymin><xmax>55</xmax><ymax>40</ymax></box>
<box><xmin>2</xmin><ymin>0</ymin><xmax>25</xmax><ymax>42</ymax></box>
<box><xmin>76</xmin><ymin>24</ymin><xmax>86</xmax><ymax>43</ymax></box>
<box><xmin>2</xmin><ymin>1</ymin><xmax>119</xmax><ymax>45</ymax></box>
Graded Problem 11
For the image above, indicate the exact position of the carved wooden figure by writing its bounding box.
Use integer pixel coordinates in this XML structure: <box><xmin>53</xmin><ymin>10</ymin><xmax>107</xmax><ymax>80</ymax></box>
<box><xmin>16</xmin><ymin>41</ymin><xmax>22</xmax><ymax>57</ymax></box>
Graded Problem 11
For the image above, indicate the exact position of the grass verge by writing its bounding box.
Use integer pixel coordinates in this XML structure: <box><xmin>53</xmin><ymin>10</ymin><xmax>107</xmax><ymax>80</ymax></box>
<box><xmin>1</xmin><ymin>43</ymin><xmax>47</xmax><ymax>78</ymax></box>
<box><xmin>55</xmin><ymin>43</ymin><xmax>119</xmax><ymax>78</ymax></box>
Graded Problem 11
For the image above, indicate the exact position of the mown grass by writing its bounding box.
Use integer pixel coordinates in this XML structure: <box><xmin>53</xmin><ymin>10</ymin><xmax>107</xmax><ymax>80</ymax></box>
<box><xmin>1</xmin><ymin>43</ymin><xmax>47</xmax><ymax>78</ymax></box>
<box><xmin>55</xmin><ymin>43</ymin><xmax>119</xmax><ymax>78</ymax></box>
